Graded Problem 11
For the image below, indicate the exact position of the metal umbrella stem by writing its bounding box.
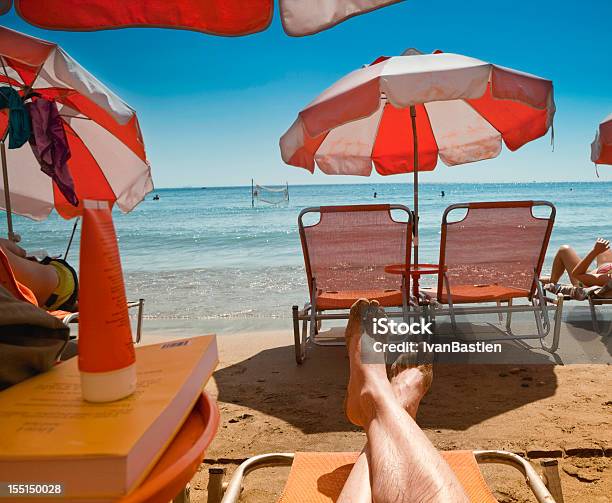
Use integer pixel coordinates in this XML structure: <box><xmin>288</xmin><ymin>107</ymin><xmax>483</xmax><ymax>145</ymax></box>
<box><xmin>409</xmin><ymin>105</ymin><xmax>419</xmax><ymax>297</ymax></box>
<box><xmin>0</xmin><ymin>133</ymin><xmax>15</xmax><ymax>241</ymax></box>
<box><xmin>64</xmin><ymin>218</ymin><xmax>79</xmax><ymax>260</ymax></box>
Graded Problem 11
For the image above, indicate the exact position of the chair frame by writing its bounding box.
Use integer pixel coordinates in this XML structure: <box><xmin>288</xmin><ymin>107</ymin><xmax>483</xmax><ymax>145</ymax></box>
<box><xmin>292</xmin><ymin>204</ymin><xmax>415</xmax><ymax>364</ymax></box>
<box><xmin>210</xmin><ymin>450</ymin><xmax>559</xmax><ymax>503</ymax></box>
<box><xmin>543</xmin><ymin>290</ymin><xmax>612</xmax><ymax>338</ymax></box>
<box><xmin>61</xmin><ymin>298</ymin><xmax>145</xmax><ymax>343</ymax></box>
<box><xmin>427</xmin><ymin>201</ymin><xmax>563</xmax><ymax>354</ymax></box>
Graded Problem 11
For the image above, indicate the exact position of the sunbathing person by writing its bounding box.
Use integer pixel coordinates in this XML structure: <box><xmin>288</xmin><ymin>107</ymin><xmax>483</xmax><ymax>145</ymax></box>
<box><xmin>337</xmin><ymin>299</ymin><xmax>468</xmax><ymax>503</ymax></box>
<box><xmin>541</xmin><ymin>238</ymin><xmax>612</xmax><ymax>298</ymax></box>
<box><xmin>0</xmin><ymin>238</ymin><xmax>78</xmax><ymax>311</ymax></box>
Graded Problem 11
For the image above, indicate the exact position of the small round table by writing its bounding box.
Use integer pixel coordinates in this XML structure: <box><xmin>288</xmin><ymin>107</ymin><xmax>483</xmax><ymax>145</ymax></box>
<box><xmin>384</xmin><ymin>263</ymin><xmax>446</xmax><ymax>300</ymax></box>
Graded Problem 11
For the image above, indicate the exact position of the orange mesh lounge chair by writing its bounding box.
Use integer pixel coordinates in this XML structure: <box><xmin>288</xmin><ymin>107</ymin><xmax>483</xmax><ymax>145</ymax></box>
<box><xmin>292</xmin><ymin>204</ymin><xmax>413</xmax><ymax>364</ymax></box>
<box><xmin>211</xmin><ymin>450</ymin><xmax>559</xmax><ymax>503</ymax></box>
<box><xmin>424</xmin><ymin>201</ymin><xmax>563</xmax><ymax>353</ymax></box>
<box><xmin>0</xmin><ymin>248</ymin><xmax>145</xmax><ymax>342</ymax></box>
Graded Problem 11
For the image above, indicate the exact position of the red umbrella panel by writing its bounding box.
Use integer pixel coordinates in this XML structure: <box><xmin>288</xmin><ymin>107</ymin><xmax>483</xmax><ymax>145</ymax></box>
<box><xmin>591</xmin><ymin>113</ymin><xmax>612</xmax><ymax>166</ymax></box>
<box><xmin>4</xmin><ymin>0</ymin><xmax>404</xmax><ymax>37</ymax></box>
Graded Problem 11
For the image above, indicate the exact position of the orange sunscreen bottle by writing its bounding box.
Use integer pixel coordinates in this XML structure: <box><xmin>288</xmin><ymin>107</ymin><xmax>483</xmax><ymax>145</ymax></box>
<box><xmin>78</xmin><ymin>200</ymin><xmax>136</xmax><ymax>402</ymax></box>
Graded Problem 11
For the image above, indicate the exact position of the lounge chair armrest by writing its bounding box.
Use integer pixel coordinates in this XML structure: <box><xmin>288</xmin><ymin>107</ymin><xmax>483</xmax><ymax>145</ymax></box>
<box><xmin>219</xmin><ymin>453</ymin><xmax>294</xmax><ymax>503</ymax></box>
<box><xmin>474</xmin><ymin>450</ymin><xmax>556</xmax><ymax>503</ymax></box>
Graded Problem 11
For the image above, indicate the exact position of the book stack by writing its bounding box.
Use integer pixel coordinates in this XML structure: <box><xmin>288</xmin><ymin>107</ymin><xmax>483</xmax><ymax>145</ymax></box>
<box><xmin>0</xmin><ymin>335</ymin><xmax>218</xmax><ymax>501</ymax></box>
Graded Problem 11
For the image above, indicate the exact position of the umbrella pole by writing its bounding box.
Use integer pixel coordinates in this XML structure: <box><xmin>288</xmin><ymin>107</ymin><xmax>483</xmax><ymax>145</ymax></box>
<box><xmin>0</xmin><ymin>135</ymin><xmax>15</xmax><ymax>241</ymax></box>
<box><xmin>410</xmin><ymin>105</ymin><xmax>419</xmax><ymax>298</ymax></box>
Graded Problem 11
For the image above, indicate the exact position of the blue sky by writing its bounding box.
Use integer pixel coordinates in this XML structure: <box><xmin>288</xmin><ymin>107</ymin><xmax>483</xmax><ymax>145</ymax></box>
<box><xmin>2</xmin><ymin>1</ymin><xmax>611</xmax><ymax>187</ymax></box>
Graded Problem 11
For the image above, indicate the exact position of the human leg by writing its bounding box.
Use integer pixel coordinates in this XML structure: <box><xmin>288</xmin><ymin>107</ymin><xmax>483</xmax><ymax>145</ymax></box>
<box><xmin>340</xmin><ymin>300</ymin><xmax>467</xmax><ymax>503</ymax></box>
<box><xmin>338</xmin><ymin>362</ymin><xmax>434</xmax><ymax>503</ymax></box>
<box><xmin>0</xmin><ymin>242</ymin><xmax>58</xmax><ymax>306</ymax></box>
<box><xmin>542</xmin><ymin>245</ymin><xmax>582</xmax><ymax>285</ymax></box>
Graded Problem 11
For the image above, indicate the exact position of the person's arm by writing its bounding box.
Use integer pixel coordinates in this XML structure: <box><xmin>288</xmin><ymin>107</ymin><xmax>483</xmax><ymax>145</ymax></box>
<box><xmin>0</xmin><ymin>237</ymin><xmax>27</xmax><ymax>258</ymax></box>
<box><xmin>572</xmin><ymin>238</ymin><xmax>611</xmax><ymax>287</ymax></box>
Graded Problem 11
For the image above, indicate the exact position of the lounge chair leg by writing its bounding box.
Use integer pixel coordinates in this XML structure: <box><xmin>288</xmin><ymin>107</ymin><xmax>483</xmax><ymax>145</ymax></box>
<box><xmin>292</xmin><ymin>306</ymin><xmax>304</xmax><ymax>364</ymax></box>
<box><xmin>539</xmin><ymin>294</ymin><xmax>562</xmax><ymax>354</ymax></box>
<box><xmin>207</xmin><ymin>467</ymin><xmax>226</xmax><ymax>503</ymax></box>
<box><xmin>540</xmin><ymin>459</ymin><xmax>564</xmax><ymax>503</ymax></box>
<box><xmin>533</xmin><ymin>299</ymin><xmax>545</xmax><ymax>338</ymax></box>
<box><xmin>531</xmin><ymin>279</ymin><xmax>551</xmax><ymax>342</ymax></box>
<box><xmin>535</xmin><ymin>278</ymin><xmax>551</xmax><ymax>335</ymax></box>
<box><xmin>496</xmin><ymin>301</ymin><xmax>503</xmax><ymax>323</ymax></box>
<box><xmin>173</xmin><ymin>483</ymin><xmax>190</xmax><ymax>503</ymax></box>
<box><xmin>506</xmin><ymin>299</ymin><xmax>513</xmax><ymax>333</ymax></box>
<box><xmin>135</xmin><ymin>298</ymin><xmax>144</xmax><ymax>344</ymax></box>
<box><xmin>443</xmin><ymin>273</ymin><xmax>458</xmax><ymax>334</ymax></box>
<box><xmin>589</xmin><ymin>297</ymin><xmax>600</xmax><ymax>333</ymax></box>
<box><xmin>309</xmin><ymin>302</ymin><xmax>317</xmax><ymax>345</ymax></box>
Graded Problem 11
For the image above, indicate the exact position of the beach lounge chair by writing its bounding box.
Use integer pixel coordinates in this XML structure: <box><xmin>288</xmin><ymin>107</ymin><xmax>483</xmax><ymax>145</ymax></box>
<box><xmin>0</xmin><ymin>248</ymin><xmax>145</xmax><ymax>342</ymax></box>
<box><xmin>292</xmin><ymin>204</ymin><xmax>413</xmax><ymax>364</ymax></box>
<box><xmin>210</xmin><ymin>450</ymin><xmax>560</xmax><ymax>503</ymax></box>
<box><xmin>424</xmin><ymin>201</ymin><xmax>563</xmax><ymax>353</ymax></box>
<box><xmin>585</xmin><ymin>294</ymin><xmax>612</xmax><ymax>336</ymax></box>
<box><xmin>543</xmin><ymin>282</ymin><xmax>612</xmax><ymax>337</ymax></box>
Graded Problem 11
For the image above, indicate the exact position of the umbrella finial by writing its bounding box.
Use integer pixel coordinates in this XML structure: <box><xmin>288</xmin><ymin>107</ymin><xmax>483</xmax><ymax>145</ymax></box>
<box><xmin>401</xmin><ymin>48</ymin><xmax>424</xmax><ymax>56</ymax></box>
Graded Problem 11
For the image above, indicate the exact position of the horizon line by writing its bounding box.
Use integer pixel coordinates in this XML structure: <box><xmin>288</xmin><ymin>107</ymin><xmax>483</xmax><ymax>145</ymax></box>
<box><xmin>152</xmin><ymin>179</ymin><xmax>611</xmax><ymax>190</ymax></box>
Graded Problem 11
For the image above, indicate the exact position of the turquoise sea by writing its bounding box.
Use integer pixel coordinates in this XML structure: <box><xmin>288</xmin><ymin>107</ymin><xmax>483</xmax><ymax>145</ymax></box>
<box><xmin>4</xmin><ymin>182</ymin><xmax>612</xmax><ymax>333</ymax></box>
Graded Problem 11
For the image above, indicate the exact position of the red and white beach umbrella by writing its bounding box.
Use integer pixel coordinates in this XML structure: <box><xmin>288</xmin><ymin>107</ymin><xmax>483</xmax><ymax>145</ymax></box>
<box><xmin>0</xmin><ymin>0</ymin><xmax>403</xmax><ymax>37</ymax></box>
<box><xmin>591</xmin><ymin>113</ymin><xmax>612</xmax><ymax>165</ymax></box>
<box><xmin>280</xmin><ymin>49</ymin><xmax>555</xmax><ymax>263</ymax></box>
<box><xmin>0</xmin><ymin>27</ymin><xmax>153</xmax><ymax>239</ymax></box>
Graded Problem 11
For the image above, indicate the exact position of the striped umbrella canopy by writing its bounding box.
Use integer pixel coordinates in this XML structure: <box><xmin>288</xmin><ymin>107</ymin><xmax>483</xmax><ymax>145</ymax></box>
<box><xmin>0</xmin><ymin>0</ymin><xmax>403</xmax><ymax>37</ymax></box>
<box><xmin>0</xmin><ymin>26</ymin><xmax>153</xmax><ymax>239</ymax></box>
<box><xmin>591</xmin><ymin>113</ymin><xmax>612</xmax><ymax>165</ymax></box>
<box><xmin>280</xmin><ymin>49</ymin><xmax>555</xmax><ymax>265</ymax></box>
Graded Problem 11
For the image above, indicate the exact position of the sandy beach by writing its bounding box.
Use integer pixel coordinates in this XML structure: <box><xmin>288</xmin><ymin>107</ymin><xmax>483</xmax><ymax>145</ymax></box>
<box><xmin>143</xmin><ymin>328</ymin><xmax>612</xmax><ymax>503</ymax></box>
<box><xmin>1</xmin><ymin>4</ymin><xmax>611</xmax><ymax>502</ymax></box>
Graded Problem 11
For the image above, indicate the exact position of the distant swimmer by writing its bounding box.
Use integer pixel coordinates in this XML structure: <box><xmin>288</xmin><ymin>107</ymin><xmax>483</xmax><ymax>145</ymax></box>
<box><xmin>441</xmin><ymin>190</ymin><xmax>445</xmax><ymax>197</ymax></box>
<box><xmin>153</xmin><ymin>194</ymin><xmax>160</xmax><ymax>201</ymax></box>
<box><xmin>373</xmin><ymin>191</ymin><xmax>377</xmax><ymax>198</ymax></box>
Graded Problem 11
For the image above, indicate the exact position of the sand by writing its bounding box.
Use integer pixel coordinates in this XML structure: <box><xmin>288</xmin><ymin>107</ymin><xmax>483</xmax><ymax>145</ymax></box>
<box><xmin>155</xmin><ymin>327</ymin><xmax>611</xmax><ymax>502</ymax></box>
<box><xmin>179</xmin><ymin>331</ymin><xmax>612</xmax><ymax>503</ymax></box>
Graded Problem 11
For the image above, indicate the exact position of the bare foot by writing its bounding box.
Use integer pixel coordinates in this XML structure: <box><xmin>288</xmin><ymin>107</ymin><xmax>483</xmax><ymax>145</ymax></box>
<box><xmin>344</xmin><ymin>299</ymin><xmax>388</xmax><ymax>427</ymax></box>
<box><xmin>389</xmin><ymin>357</ymin><xmax>433</xmax><ymax>419</ymax></box>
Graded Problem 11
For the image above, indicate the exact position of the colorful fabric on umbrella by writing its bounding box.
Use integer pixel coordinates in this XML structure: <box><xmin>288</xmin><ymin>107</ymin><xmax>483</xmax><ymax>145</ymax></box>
<box><xmin>26</xmin><ymin>98</ymin><xmax>77</xmax><ymax>207</ymax></box>
<box><xmin>0</xmin><ymin>27</ymin><xmax>153</xmax><ymax>221</ymax></box>
<box><xmin>0</xmin><ymin>87</ymin><xmax>31</xmax><ymax>149</ymax></box>
<box><xmin>6</xmin><ymin>0</ymin><xmax>402</xmax><ymax>37</ymax></box>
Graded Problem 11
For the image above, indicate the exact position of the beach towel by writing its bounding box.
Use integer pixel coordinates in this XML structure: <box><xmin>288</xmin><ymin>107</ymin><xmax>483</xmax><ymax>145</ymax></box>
<box><xmin>27</xmin><ymin>98</ymin><xmax>78</xmax><ymax>206</ymax></box>
<box><xmin>0</xmin><ymin>86</ymin><xmax>31</xmax><ymax>149</ymax></box>
<box><xmin>0</xmin><ymin>284</ymin><xmax>69</xmax><ymax>390</ymax></box>
<box><xmin>544</xmin><ymin>280</ymin><xmax>612</xmax><ymax>300</ymax></box>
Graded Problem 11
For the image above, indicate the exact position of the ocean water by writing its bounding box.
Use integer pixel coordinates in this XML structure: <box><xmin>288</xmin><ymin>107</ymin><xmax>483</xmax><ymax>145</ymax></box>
<box><xmin>3</xmin><ymin>182</ymin><xmax>612</xmax><ymax>333</ymax></box>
